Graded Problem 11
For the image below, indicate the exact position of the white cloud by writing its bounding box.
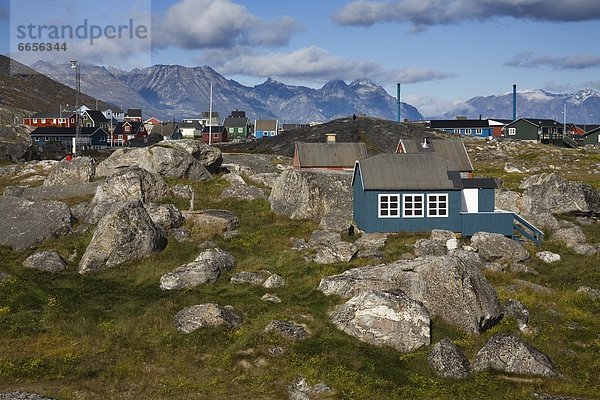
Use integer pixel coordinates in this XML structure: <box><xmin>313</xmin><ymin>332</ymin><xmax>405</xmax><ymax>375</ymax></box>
<box><xmin>403</xmin><ymin>94</ymin><xmax>464</xmax><ymax>117</ymax></box>
<box><xmin>201</xmin><ymin>46</ymin><xmax>454</xmax><ymax>85</ymax></box>
<box><xmin>506</xmin><ymin>52</ymin><xmax>600</xmax><ymax>70</ymax></box>
<box><xmin>153</xmin><ymin>0</ymin><xmax>301</xmax><ymax>49</ymax></box>
<box><xmin>332</xmin><ymin>0</ymin><xmax>600</xmax><ymax>28</ymax></box>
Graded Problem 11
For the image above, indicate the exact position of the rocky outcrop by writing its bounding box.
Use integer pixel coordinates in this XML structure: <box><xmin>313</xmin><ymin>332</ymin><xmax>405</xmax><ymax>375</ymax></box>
<box><xmin>330</xmin><ymin>289</ymin><xmax>431</xmax><ymax>353</ymax></box>
<box><xmin>144</xmin><ymin>203</ymin><xmax>184</xmax><ymax>230</ymax></box>
<box><xmin>504</xmin><ymin>299</ymin><xmax>531</xmax><ymax>333</ymax></box>
<box><xmin>158</xmin><ymin>139</ymin><xmax>222</xmax><ymax>172</ymax></box>
<box><xmin>536</xmin><ymin>251</ymin><xmax>561</xmax><ymax>264</ymax></box>
<box><xmin>473</xmin><ymin>333</ymin><xmax>560</xmax><ymax>377</ymax></box>
<box><xmin>414</xmin><ymin>229</ymin><xmax>458</xmax><ymax>257</ymax></box>
<box><xmin>96</xmin><ymin>144</ymin><xmax>212</xmax><ymax>181</ymax></box>
<box><xmin>174</xmin><ymin>304</ymin><xmax>242</xmax><ymax>333</ymax></box>
<box><xmin>0</xmin><ymin>392</ymin><xmax>55</xmax><ymax>400</ymax></box>
<box><xmin>159</xmin><ymin>248</ymin><xmax>235</xmax><ymax>290</ymax></box>
<box><xmin>44</xmin><ymin>156</ymin><xmax>95</xmax><ymax>186</ymax></box>
<box><xmin>269</xmin><ymin>169</ymin><xmax>352</xmax><ymax>231</ymax></box>
<box><xmin>313</xmin><ymin>241</ymin><xmax>358</xmax><ymax>264</ymax></box>
<box><xmin>470</xmin><ymin>232</ymin><xmax>530</xmax><ymax>264</ymax></box>
<box><xmin>78</xmin><ymin>200</ymin><xmax>167</xmax><ymax>273</ymax></box>
<box><xmin>4</xmin><ymin>181</ymin><xmax>101</xmax><ymax>202</ymax></box>
<box><xmin>0</xmin><ymin>196</ymin><xmax>72</xmax><ymax>250</ymax></box>
<box><xmin>22</xmin><ymin>250</ymin><xmax>68</xmax><ymax>272</ymax></box>
<box><xmin>87</xmin><ymin>168</ymin><xmax>169</xmax><ymax>224</ymax></box>
<box><xmin>519</xmin><ymin>173</ymin><xmax>600</xmax><ymax>214</ymax></box>
<box><xmin>220</xmin><ymin>183</ymin><xmax>266</xmax><ymax>201</ymax></box>
<box><xmin>428</xmin><ymin>338</ymin><xmax>471</xmax><ymax>379</ymax></box>
<box><xmin>319</xmin><ymin>252</ymin><xmax>503</xmax><ymax>333</ymax></box>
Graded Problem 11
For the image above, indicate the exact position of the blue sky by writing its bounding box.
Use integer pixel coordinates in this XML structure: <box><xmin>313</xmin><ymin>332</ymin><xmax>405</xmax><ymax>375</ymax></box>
<box><xmin>2</xmin><ymin>0</ymin><xmax>600</xmax><ymax>115</ymax></box>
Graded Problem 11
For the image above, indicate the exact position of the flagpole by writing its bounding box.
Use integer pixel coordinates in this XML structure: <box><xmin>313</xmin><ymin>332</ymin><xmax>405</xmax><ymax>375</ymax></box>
<box><xmin>208</xmin><ymin>83</ymin><xmax>213</xmax><ymax>145</ymax></box>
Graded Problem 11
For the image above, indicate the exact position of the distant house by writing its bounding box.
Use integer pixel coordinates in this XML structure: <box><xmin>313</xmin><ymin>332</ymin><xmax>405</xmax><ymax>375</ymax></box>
<box><xmin>30</xmin><ymin>126</ymin><xmax>109</xmax><ymax>149</ymax></box>
<box><xmin>200</xmin><ymin>111</ymin><xmax>220</xmax><ymax>127</ymax></box>
<box><xmin>102</xmin><ymin>108</ymin><xmax>124</xmax><ymax>123</ymax></box>
<box><xmin>201</xmin><ymin>125</ymin><xmax>228</xmax><ymax>144</ymax></box>
<box><xmin>503</xmin><ymin>118</ymin><xmax>564</xmax><ymax>143</ymax></box>
<box><xmin>152</xmin><ymin>123</ymin><xmax>183</xmax><ymax>141</ymax></box>
<box><xmin>429</xmin><ymin>119</ymin><xmax>494</xmax><ymax>138</ymax></box>
<box><xmin>111</xmin><ymin>121</ymin><xmax>148</xmax><ymax>146</ymax></box>
<box><xmin>254</xmin><ymin>119</ymin><xmax>279</xmax><ymax>139</ymax></box>
<box><xmin>81</xmin><ymin>110</ymin><xmax>110</xmax><ymax>129</ymax></box>
<box><xmin>352</xmin><ymin>153</ymin><xmax>543</xmax><ymax>245</ymax></box>
<box><xmin>396</xmin><ymin>138</ymin><xmax>474</xmax><ymax>178</ymax></box>
<box><xmin>282</xmin><ymin>123</ymin><xmax>310</xmax><ymax>132</ymax></box>
<box><xmin>177</xmin><ymin>120</ymin><xmax>203</xmax><ymax>139</ymax></box>
<box><xmin>23</xmin><ymin>111</ymin><xmax>72</xmax><ymax>128</ymax></box>
<box><xmin>144</xmin><ymin>117</ymin><xmax>161</xmax><ymax>125</ymax></box>
<box><xmin>223</xmin><ymin>111</ymin><xmax>252</xmax><ymax>140</ymax></box>
<box><xmin>583</xmin><ymin>126</ymin><xmax>600</xmax><ymax>145</ymax></box>
<box><xmin>293</xmin><ymin>137</ymin><xmax>368</xmax><ymax>170</ymax></box>
<box><xmin>124</xmin><ymin>108</ymin><xmax>143</xmax><ymax>122</ymax></box>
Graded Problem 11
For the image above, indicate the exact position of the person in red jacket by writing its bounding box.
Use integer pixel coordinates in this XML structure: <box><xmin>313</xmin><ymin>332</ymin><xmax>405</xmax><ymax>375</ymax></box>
<box><xmin>65</xmin><ymin>153</ymin><xmax>73</xmax><ymax>162</ymax></box>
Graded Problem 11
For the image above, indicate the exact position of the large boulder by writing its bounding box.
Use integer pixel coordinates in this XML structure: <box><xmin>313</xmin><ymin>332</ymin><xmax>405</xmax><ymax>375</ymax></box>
<box><xmin>319</xmin><ymin>252</ymin><xmax>503</xmax><ymax>333</ymax></box>
<box><xmin>470</xmin><ymin>232</ymin><xmax>530</xmax><ymax>264</ymax></box>
<box><xmin>44</xmin><ymin>156</ymin><xmax>95</xmax><ymax>186</ymax></box>
<box><xmin>78</xmin><ymin>200</ymin><xmax>167</xmax><ymax>273</ymax></box>
<box><xmin>174</xmin><ymin>304</ymin><xmax>242</xmax><ymax>333</ymax></box>
<box><xmin>330</xmin><ymin>289</ymin><xmax>431</xmax><ymax>353</ymax></box>
<box><xmin>428</xmin><ymin>338</ymin><xmax>471</xmax><ymax>379</ymax></box>
<box><xmin>158</xmin><ymin>139</ymin><xmax>223</xmax><ymax>173</ymax></box>
<box><xmin>0</xmin><ymin>125</ymin><xmax>34</xmax><ymax>162</ymax></box>
<box><xmin>96</xmin><ymin>144</ymin><xmax>211</xmax><ymax>181</ymax></box>
<box><xmin>519</xmin><ymin>173</ymin><xmax>600</xmax><ymax>214</ymax></box>
<box><xmin>144</xmin><ymin>203</ymin><xmax>184</xmax><ymax>230</ymax></box>
<box><xmin>183</xmin><ymin>209</ymin><xmax>240</xmax><ymax>235</ymax></box>
<box><xmin>87</xmin><ymin>168</ymin><xmax>169</xmax><ymax>224</ymax></box>
<box><xmin>473</xmin><ymin>334</ymin><xmax>560</xmax><ymax>377</ymax></box>
<box><xmin>4</xmin><ymin>181</ymin><xmax>101</xmax><ymax>201</ymax></box>
<box><xmin>269</xmin><ymin>169</ymin><xmax>352</xmax><ymax>231</ymax></box>
<box><xmin>0</xmin><ymin>196</ymin><xmax>72</xmax><ymax>250</ymax></box>
<box><xmin>159</xmin><ymin>248</ymin><xmax>235</xmax><ymax>290</ymax></box>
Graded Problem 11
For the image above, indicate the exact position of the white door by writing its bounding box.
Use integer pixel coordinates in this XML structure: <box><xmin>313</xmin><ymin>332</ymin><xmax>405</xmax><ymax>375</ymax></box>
<box><xmin>461</xmin><ymin>189</ymin><xmax>479</xmax><ymax>213</ymax></box>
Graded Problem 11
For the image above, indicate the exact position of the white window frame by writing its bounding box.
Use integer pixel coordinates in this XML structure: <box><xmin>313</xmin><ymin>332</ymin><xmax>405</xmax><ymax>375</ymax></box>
<box><xmin>378</xmin><ymin>194</ymin><xmax>400</xmax><ymax>218</ymax></box>
<box><xmin>508</xmin><ymin>127</ymin><xmax>516</xmax><ymax>136</ymax></box>
<box><xmin>32</xmin><ymin>119</ymin><xmax>38</xmax><ymax>124</ymax></box>
<box><xmin>476</xmin><ymin>128</ymin><xmax>482</xmax><ymax>135</ymax></box>
<box><xmin>427</xmin><ymin>193</ymin><xmax>449</xmax><ymax>218</ymax></box>
<box><xmin>238</xmin><ymin>127</ymin><xmax>243</xmax><ymax>133</ymax></box>
<box><xmin>41</xmin><ymin>119</ymin><xmax>46</xmax><ymax>123</ymax></box>
<box><xmin>464</xmin><ymin>128</ymin><xmax>471</xmax><ymax>135</ymax></box>
<box><xmin>454</xmin><ymin>129</ymin><xmax>459</xmax><ymax>134</ymax></box>
<box><xmin>402</xmin><ymin>194</ymin><xmax>424</xmax><ymax>218</ymax></box>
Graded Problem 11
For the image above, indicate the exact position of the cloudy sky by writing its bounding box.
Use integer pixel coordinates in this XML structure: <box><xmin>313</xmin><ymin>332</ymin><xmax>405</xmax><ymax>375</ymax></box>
<box><xmin>2</xmin><ymin>0</ymin><xmax>600</xmax><ymax>115</ymax></box>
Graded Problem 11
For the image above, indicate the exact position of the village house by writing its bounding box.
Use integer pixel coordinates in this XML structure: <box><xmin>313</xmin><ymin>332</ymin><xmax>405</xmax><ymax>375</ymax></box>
<box><xmin>30</xmin><ymin>126</ymin><xmax>109</xmax><ymax>149</ymax></box>
<box><xmin>254</xmin><ymin>119</ymin><xmax>279</xmax><ymax>139</ymax></box>
<box><xmin>223</xmin><ymin>111</ymin><xmax>252</xmax><ymax>141</ymax></box>
<box><xmin>503</xmin><ymin>118</ymin><xmax>564</xmax><ymax>143</ymax></box>
<box><xmin>124</xmin><ymin>109</ymin><xmax>143</xmax><ymax>122</ymax></box>
<box><xmin>293</xmin><ymin>134</ymin><xmax>368</xmax><ymax>170</ymax></box>
<box><xmin>110</xmin><ymin>121</ymin><xmax>148</xmax><ymax>146</ymax></box>
<box><xmin>352</xmin><ymin>152</ymin><xmax>543</xmax><ymax>245</ymax></box>
<box><xmin>429</xmin><ymin>119</ymin><xmax>496</xmax><ymax>139</ymax></box>
<box><xmin>201</xmin><ymin>124</ymin><xmax>228</xmax><ymax>143</ymax></box>
<box><xmin>396</xmin><ymin>138</ymin><xmax>474</xmax><ymax>178</ymax></box>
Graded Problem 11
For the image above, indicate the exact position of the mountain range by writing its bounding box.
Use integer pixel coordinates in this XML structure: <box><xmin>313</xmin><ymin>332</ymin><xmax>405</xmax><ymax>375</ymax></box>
<box><xmin>443</xmin><ymin>88</ymin><xmax>600</xmax><ymax>124</ymax></box>
<box><xmin>30</xmin><ymin>61</ymin><xmax>422</xmax><ymax>123</ymax></box>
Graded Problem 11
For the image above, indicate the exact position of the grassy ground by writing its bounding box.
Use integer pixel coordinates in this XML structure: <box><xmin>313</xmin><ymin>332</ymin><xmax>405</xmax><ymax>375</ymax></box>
<box><xmin>1</xmin><ymin>149</ymin><xmax>600</xmax><ymax>399</ymax></box>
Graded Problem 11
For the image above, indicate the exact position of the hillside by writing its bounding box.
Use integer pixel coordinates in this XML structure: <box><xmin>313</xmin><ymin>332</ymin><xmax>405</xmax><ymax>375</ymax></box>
<box><xmin>219</xmin><ymin>116</ymin><xmax>438</xmax><ymax>157</ymax></box>
<box><xmin>0</xmin><ymin>55</ymin><xmax>113</xmax><ymax>118</ymax></box>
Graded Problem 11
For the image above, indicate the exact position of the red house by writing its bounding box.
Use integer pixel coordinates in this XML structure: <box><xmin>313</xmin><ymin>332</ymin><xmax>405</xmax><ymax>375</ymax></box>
<box><xmin>201</xmin><ymin>125</ymin><xmax>228</xmax><ymax>143</ymax></box>
<box><xmin>23</xmin><ymin>111</ymin><xmax>75</xmax><ymax>128</ymax></box>
<box><xmin>110</xmin><ymin>121</ymin><xmax>148</xmax><ymax>146</ymax></box>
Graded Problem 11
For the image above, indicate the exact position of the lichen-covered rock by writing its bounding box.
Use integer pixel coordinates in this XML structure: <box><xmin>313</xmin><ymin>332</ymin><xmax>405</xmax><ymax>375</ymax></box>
<box><xmin>428</xmin><ymin>338</ymin><xmax>471</xmax><ymax>378</ymax></box>
<box><xmin>313</xmin><ymin>241</ymin><xmax>358</xmax><ymax>264</ymax></box>
<box><xmin>519</xmin><ymin>172</ymin><xmax>600</xmax><ymax>214</ymax></box>
<box><xmin>144</xmin><ymin>203</ymin><xmax>184</xmax><ymax>230</ymax></box>
<box><xmin>330</xmin><ymin>289</ymin><xmax>430</xmax><ymax>353</ymax></box>
<box><xmin>230</xmin><ymin>271</ymin><xmax>265</xmax><ymax>285</ymax></box>
<box><xmin>504</xmin><ymin>299</ymin><xmax>531</xmax><ymax>333</ymax></box>
<box><xmin>269</xmin><ymin>169</ymin><xmax>352</xmax><ymax>228</ymax></box>
<box><xmin>96</xmin><ymin>144</ymin><xmax>212</xmax><ymax>181</ymax></box>
<box><xmin>536</xmin><ymin>251</ymin><xmax>561</xmax><ymax>264</ymax></box>
<box><xmin>319</xmin><ymin>252</ymin><xmax>502</xmax><ymax>333</ymax></box>
<box><xmin>44</xmin><ymin>156</ymin><xmax>95</xmax><ymax>186</ymax></box>
<box><xmin>263</xmin><ymin>274</ymin><xmax>285</xmax><ymax>288</ymax></box>
<box><xmin>78</xmin><ymin>200</ymin><xmax>167</xmax><ymax>273</ymax></box>
<box><xmin>470</xmin><ymin>232</ymin><xmax>530</xmax><ymax>264</ymax></box>
<box><xmin>0</xmin><ymin>196</ymin><xmax>72</xmax><ymax>250</ymax></box>
<box><xmin>158</xmin><ymin>139</ymin><xmax>223</xmax><ymax>172</ymax></box>
<box><xmin>183</xmin><ymin>209</ymin><xmax>239</xmax><ymax>234</ymax></box>
<box><xmin>160</xmin><ymin>248</ymin><xmax>235</xmax><ymax>290</ymax></box>
<box><xmin>23</xmin><ymin>250</ymin><xmax>68</xmax><ymax>272</ymax></box>
<box><xmin>473</xmin><ymin>333</ymin><xmax>560</xmax><ymax>377</ymax></box>
<box><xmin>174</xmin><ymin>304</ymin><xmax>242</xmax><ymax>333</ymax></box>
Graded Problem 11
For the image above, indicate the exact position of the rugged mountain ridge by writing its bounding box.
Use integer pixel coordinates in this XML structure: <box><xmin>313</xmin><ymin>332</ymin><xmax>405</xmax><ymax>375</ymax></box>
<box><xmin>30</xmin><ymin>61</ymin><xmax>423</xmax><ymax>122</ymax></box>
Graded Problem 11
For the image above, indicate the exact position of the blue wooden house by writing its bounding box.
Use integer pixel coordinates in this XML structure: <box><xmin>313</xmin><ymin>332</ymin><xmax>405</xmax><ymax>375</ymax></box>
<box><xmin>429</xmin><ymin>119</ymin><xmax>495</xmax><ymax>138</ymax></box>
<box><xmin>30</xmin><ymin>126</ymin><xmax>110</xmax><ymax>149</ymax></box>
<box><xmin>352</xmin><ymin>153</ymin><xmax>543</xmax><ymax>244</ymax></box>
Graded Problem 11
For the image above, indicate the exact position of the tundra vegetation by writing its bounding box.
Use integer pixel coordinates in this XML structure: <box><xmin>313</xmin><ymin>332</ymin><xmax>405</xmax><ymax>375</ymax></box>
<box><xmin>0</xmin><ymin>138</ymin><xmax>599</xmax><ymax>400</ymax></box>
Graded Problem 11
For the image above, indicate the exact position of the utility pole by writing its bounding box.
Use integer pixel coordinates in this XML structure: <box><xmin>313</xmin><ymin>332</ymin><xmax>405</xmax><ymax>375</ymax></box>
<box><xmin>70</xmin><ymin>60</ymin><xmax>81</xmax><ymax>155</ymax></box>
<box><xmin>208</xmin><ymin>83</ymin><xmax>213</xmax><ymax>145</ymax></box>
<box><xmin>397</xmin><ymin>82</ymin><xmax>401</xmax><ymax>122</ymax></box>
